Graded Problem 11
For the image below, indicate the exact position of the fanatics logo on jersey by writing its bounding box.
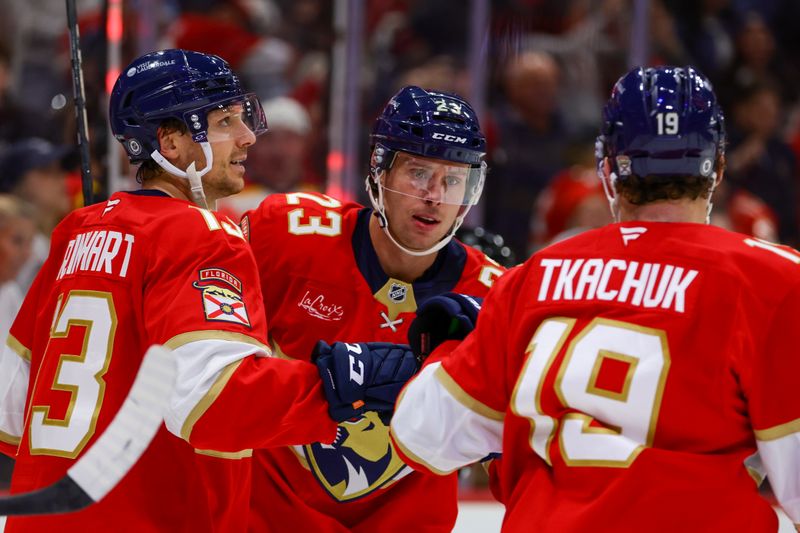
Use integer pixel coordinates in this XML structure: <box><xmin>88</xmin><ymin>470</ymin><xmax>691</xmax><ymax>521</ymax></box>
<box><xmin>387</xmin><ymin>283</ymin><xmax>407</xmax><ymax>303</ymax></box>
<box><xmin>620</xmin><ymin>226</ymin><xmax>647</xmax><ymax>246</ymax></box>
<box><xmin>298</xmin><ymin>290</ymin><xmax>344</xmax><ymax>321</ymax></box>
<box><xmin>193</xmin><ymin>274</ymin><xmax>250</xmax><ymax>327</ymax></box>
<box><xmin>102</xmin><ymin>199</ymin><xmax>120</xmax><ymax>217</ymax></box>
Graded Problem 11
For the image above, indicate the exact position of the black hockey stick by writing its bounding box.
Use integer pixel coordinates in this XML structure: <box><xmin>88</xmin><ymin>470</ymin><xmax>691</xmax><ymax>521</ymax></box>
<box><xmin>0</xmin><ymin>345</ymin><xmax>175</xmax><ymax>516</ymax></box>
<box><xmin>65</xmin><ymin>0</ymin><xmax>94</xmax><ymax>206</ymax></box>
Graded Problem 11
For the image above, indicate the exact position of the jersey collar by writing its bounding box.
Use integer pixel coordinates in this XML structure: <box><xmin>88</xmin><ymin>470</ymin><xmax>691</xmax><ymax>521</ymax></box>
<box><xmin>351</xmin><ymin>208</ymin><xmax>467</xmax><ymax>303</ymax></box>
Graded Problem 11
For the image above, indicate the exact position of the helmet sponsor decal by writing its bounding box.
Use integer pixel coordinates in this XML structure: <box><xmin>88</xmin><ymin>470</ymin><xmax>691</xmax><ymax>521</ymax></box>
<box><xmin>431</xmin><ymin>132</ymin><xmax>467</xmax><ymax>144</ymax></box>
<box><xmin>128</xmin><ymin>59</ymin><xmax>176</xmax><ymax>77</ymax></box>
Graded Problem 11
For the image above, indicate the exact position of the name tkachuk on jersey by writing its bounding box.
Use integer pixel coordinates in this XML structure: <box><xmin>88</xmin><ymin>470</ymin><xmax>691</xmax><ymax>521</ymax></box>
<box><xmin>537</xmin><ymin>258</ymin><xmax>698</xmax><ymax>313</ymax></box>
<box><xmin>390</xmin><ymin>222</ymin><xmax>800</xmax><ymax>532</ymax></box>
<box><xmin>242</xmin><ymin>191</ymin><xmax>505</xmax><ymax>531</ymax></box>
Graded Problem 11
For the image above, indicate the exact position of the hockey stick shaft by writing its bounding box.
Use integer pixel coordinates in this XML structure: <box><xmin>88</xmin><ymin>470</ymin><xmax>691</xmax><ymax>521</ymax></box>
<box><xmin>65</xmin><ymin>0</ymin><xmax>94</xmax><ymax>206</ymax></box>
<box><xmin>0</xmin><ymin>345</ymin><xmax>175</xmax><ymax>516</ymax></box>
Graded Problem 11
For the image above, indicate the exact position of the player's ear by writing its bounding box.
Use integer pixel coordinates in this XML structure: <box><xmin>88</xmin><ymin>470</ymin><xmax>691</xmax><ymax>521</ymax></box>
<box><xmin>157</xmin><ymin>127</ymin><xmax>182</xmax><ymax>159</ymax></box>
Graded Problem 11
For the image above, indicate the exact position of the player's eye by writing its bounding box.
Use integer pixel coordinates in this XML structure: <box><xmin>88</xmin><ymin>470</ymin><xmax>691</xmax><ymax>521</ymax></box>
<box><xmin>445</xmin><ymin>175</ymin><xmax>462</xmax><ymax>187</ymax></box>
<box><xmin>409</xmin><ymin>168</ymin><xmax>429</xmax><ymax>180</ymax></box>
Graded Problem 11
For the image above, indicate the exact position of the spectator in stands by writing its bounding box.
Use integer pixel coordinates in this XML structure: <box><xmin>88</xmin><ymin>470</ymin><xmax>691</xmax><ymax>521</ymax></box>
<box><xmin>717</xmin><ymin>11</ymin><xmax>800</xmax><ymax>111</ymax></box>
<box><xmin>666</xmin><ymin>0</ymin><xmax>739</xmax><ymax>79</ymax></box>
<box><xmin>0</xmin><ymin>43</ymin><xmax>60</xmax><ymax>144</ymax></box>
<box><xmin>0</xmin><ymin>138</ymin><xmax>73</xmax><ymax>290</ymax></box>
<box><xmin>217</xmin><ymin>96</ymin><xmax>320</xmax><ymax>216</ymax></box>
<box><xmin>529</xmin><ymin>143</ymin><xmax>611</xmax><ymax>252</ymax></box>
<box><xmin>726</xmin><ymin>82</ymin><xmax>799</xmax><ymax>245</ymax></box>
<box><xmin>170</xmin><ymin>0</ymin><xmax>295</xmax><ymax>100</ymax></box>
<box><xmin>487</xmin><ymin>50</ymin><xmax>569</xmax><ymax>258</ymax></box>
<box><xmin>0</xmin><ymin>194</ymin><xmax>34</xmax><ymax>343</ymax></box>
<box><xmin>0</xmin><ymin>193</ymin><xmax>35</xmax><ymax>491</ymax></box>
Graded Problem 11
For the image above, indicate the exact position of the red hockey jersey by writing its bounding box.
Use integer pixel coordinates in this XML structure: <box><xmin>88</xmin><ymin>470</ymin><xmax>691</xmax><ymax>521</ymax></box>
<box><xmin>242</xmin><ymin>192</ymin><xmax>504</xmax><ymax>532</ymax></box>
<box><xmin>0</xmin><ymin>191</ymin><xmax>336</xmax><ymax>532</ymax></box>
<box><xmin>392</xmin><ymin>222</ymin><xmax>800</xmax><ymax>532</ymax></box>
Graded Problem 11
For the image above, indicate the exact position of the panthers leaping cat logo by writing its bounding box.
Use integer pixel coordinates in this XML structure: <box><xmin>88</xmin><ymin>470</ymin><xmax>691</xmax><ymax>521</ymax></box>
<box><xmin>302</xmin><ymin>411</ymin><xmax>411</xmax><ymax>501</ymax></box>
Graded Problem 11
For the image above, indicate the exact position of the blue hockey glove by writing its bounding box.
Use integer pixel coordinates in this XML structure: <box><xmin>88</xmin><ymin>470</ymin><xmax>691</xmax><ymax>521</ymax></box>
<box><xmin>408</xmin><ymin>293</ymin><xmax>483</xmax><ymax>359</ymax></box>
<box><xmin>312</xmin><ymin>341</ymin><xmax>420</xmax><ymax>422</ymax></box>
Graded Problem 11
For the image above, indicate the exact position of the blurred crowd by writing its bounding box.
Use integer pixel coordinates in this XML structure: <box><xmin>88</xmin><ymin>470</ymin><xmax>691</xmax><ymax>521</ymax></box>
<box><xmin>0</xmin><ymin>0</ymin><xmax>799</xmax><ymax>489</ymax></box>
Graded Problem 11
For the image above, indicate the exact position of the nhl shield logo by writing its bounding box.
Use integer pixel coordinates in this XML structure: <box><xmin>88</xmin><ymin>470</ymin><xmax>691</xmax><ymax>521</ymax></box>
<box><xmin>387</xmin><ymin>283</ymin><xmax>407</xmax><ymax>303</ymax></box>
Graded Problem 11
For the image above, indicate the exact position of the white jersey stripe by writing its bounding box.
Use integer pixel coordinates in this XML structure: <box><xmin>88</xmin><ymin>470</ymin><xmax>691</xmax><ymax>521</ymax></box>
<box><xmin>0</xmin><ymin>339</ymin><xmax>31</xmax><ymax>444</ymax></box>
<box><xmin>391</xmin><ymin>363</ymin><xmax>503</xmax><ymax>475</ymax></box>
<box><xmin>757</xmin><ymin>430</ymin><xmax>800</xmax><ymax>524</ymax></box>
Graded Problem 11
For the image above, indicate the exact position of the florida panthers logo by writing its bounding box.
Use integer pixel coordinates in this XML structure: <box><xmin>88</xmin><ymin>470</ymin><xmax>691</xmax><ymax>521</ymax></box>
<box><xmin>302</xmin><ymin>412</ymin><xmax>411</xmax><ymax>501</ymax></box>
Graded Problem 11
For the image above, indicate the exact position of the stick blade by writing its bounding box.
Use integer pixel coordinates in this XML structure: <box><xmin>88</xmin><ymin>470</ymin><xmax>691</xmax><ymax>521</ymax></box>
<box><xmin>0</xmin><ymin>345</ymin><xmax>175</xmax><ymax>516</ymax></box>
<box><xmin>67</xmin><ymin>344</ymin><xmax>175</xmax><ymax>502</ymax></box>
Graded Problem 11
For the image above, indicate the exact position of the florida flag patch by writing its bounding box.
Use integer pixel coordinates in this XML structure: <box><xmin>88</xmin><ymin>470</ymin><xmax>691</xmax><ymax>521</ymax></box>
<box><xmin>193</xmin><ymin>269</ymin><xmax>250</xmax><ymax>327</ymax></box>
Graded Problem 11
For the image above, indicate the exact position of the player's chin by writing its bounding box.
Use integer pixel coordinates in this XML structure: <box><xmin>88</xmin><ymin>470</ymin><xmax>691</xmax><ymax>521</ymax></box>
<box><xmin>403</xmin><ymin>232</ymin><xmax>445</xmax><ymax>252</ymax></box>
<box><xmin>223</xmin><ymin>170</ymin><xmax>246</xmax><ymax>193</ymax></box>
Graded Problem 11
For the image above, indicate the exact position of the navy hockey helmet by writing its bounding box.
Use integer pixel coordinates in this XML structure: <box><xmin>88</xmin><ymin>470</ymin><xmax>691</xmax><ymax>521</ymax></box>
<box><xmin>109</xmin><ymin>49</ymin><xmax>267</xmax><ymax>163</ymax></box>
<box><xmin>369</xmin><ymin>85</ymin><xmax>486</xmax><ymax>169</ymax></box>
<box><xmin>597</xmin><ymin>66</ymin><xmax>725</xmax><ymax>186</ymax></box>
<box><xmin>366</xmin><ymin>86</ymin><xmax>487</xmax><ymax>256</ymax></box>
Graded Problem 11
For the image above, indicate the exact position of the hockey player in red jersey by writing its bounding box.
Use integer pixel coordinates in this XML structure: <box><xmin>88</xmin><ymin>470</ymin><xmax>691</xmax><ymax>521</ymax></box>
<box><xmin>392</xmin><ymin>66</ymin><xmax>800</xmax><ymax>532</ymax></box>
<box><xmin>242</xmin><ymin>86</ymin><xmax>505</xmax><ymax>531</ymax></box>
<box><xmin>0</xmin><ymin>49</ymin><xmax>417</xmax><ymax>531</ymax></box>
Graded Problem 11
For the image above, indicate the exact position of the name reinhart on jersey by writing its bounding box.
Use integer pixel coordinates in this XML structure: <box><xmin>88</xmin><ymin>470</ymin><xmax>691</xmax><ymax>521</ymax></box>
<box><xmin>56</xmin><ymin>230</ymin><xmax>135</xmax><ymax>280</ymax></box>
<box><xmin>537</xmin><ymin>258</ymin><xmax>698</xmax><ymax>313</ymax></box>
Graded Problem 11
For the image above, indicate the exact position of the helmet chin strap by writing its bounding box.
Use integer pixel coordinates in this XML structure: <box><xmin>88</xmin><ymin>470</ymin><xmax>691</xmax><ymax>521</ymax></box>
<box><xmin>705</xmin><ymin>171</ymin><xmax>719</xmax><ymax>225</ymax></box>
<box><xmin>597</xmin><ymin>158</ymin><xmax>622</xmax><ymax>223</ymax></box>
<box><xmin>366</xmin><ymin>168</ymin><xmax>468</xmax><ymax>257</ymax></box>
<box><xmin>150</xmin><ymin>141</ymin><xmax>214</xmax><ymax>210</ymax></box>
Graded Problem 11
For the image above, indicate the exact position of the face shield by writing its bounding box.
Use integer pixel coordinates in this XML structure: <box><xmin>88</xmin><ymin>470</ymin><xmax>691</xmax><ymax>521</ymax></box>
<box><xmin>202</xmin><ymin>94</ymin><xmax>268</xmax><ymax>144</ymax></box>
<box><xmin>382</xmin><ymin>152</ymin><xmax>485</xmax><ymax>207</ymax></box>
<box><xmin>151</xmin><ymin>93</ymin><xmax>269</xmax><ymax>210</ymax></box>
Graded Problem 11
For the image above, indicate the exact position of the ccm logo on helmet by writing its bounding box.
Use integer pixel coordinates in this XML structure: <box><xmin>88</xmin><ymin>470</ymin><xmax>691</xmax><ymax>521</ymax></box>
<box><xmin>431</xmin><ymin>132</ymin><xmax>467</xmax><ymax>144</ymax></box>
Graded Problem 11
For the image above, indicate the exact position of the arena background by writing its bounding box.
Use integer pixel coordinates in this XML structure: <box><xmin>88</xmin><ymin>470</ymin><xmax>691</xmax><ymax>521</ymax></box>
<box><xmin>0</xmin><ymin>0</ymin><xmax>798</xmax><ymax>530</ymax></box>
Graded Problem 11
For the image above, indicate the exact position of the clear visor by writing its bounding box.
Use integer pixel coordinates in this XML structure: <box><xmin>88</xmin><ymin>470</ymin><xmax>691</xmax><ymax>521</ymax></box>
<box><xmin>204</xmin><ymin>94</ymin><xmax>268</xmax><ymax>143</ymax></box>
<box><xmin>382</xmin><ymin>154</ymin><xmax>484</xmax><ymax>206</ymax></box>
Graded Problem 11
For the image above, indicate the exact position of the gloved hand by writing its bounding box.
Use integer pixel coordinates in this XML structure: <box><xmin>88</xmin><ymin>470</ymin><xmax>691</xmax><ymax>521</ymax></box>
<box><xmin>312</xmin><ymin>341</ymin><xmax>420</xmax><ymax>422</ymax></box>
<box><xmin>408</xmin><ymin>293</ymin><xmax>483</xmax><ymax>359</ymax></box>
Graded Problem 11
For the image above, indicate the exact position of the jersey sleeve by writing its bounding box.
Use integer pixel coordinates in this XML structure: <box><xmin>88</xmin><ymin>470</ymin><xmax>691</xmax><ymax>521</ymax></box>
<box><xmin>391</xmin><ymin>265</ymin><xmax>525</xmax><ymax>474</ymax></box>
<box><xmin>748</xmin><ymin>277</ymin><xmax>800</xmax><ymax>524</ymax></box>
<box><xmin>145</xmin><ymin>209</ymin><xmax>337</xmax><ymax>450</ymax></box>
<box><xmin>0</xmin><ymin>336</ymin><xmax>30</xmax><ymax>456</ymax></box>
<box><xmin>0</xmin><ymin>244</ymin><xmax>56</xmax><ymax>456</ymax></box>
<box><xmin>183</xmin><ymin>350</ymin><xmax>336</xmax><ymax>449</ymax></box>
